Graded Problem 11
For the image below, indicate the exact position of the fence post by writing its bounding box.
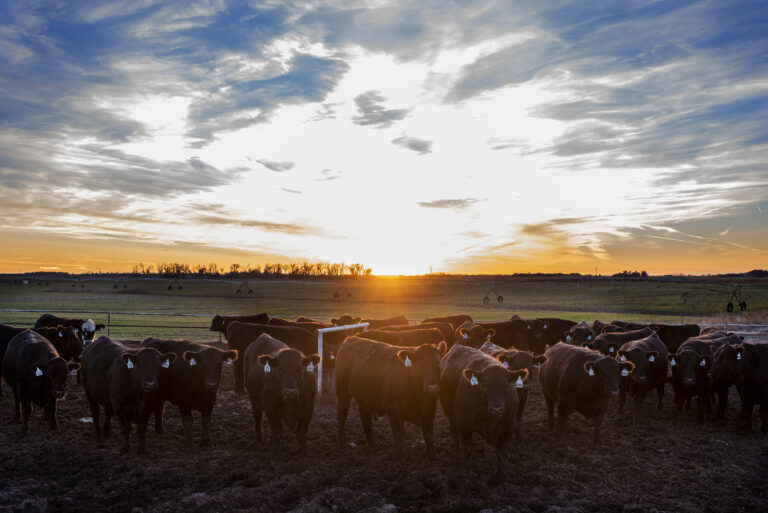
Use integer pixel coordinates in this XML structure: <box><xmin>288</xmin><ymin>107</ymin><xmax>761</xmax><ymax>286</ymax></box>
<box><xmin>107</xmin><ymin>312</ymin><xmax>111</xmax><ymax>337</ymax></box>
<box><xmin>317</xmin><ymin>332</ymin><xmax>324</xmax><ymax>394</ymax></box>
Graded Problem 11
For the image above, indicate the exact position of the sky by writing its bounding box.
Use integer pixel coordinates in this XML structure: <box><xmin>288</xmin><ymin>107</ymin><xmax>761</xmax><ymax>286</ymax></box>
<box><xmin>1</xmin><ymin>0</ymin><xmax>767</xmax><ymax>276</ymax></box>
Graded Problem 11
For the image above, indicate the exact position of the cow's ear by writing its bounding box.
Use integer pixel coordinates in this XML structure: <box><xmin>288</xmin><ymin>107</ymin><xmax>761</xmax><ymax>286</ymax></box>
<box><xmin>619</xmin><ymin>361</ymin><xmax>635</xmax><ymax>374</ymax></box>
<box><xmin>29</xmin><ymin>363</ymin><xmax>46</xmax><ymax>377</ymax></box>
<box><xmin>462</xmin><ymin>368</ymin><xmax>481</xmax><ymax>386</ymax></box>
<box><xmin>163</xmin><ymin>353</ymin><xmax>177</xmax><ymax>367</ymax></box>
<box><xmin>582</xmin><ymin>342</ymin><xmax>593</xmax><ymax>349</ymax></box>
<box><xmin>508</xmin><ymin>368</ymin><xmax>529</xmax><ymax>383</ymax></box>
<box><xmin>303</xmin><ymin>354</ymin><xmax>321</xmax><ymax>370</ymax></box>
<box><xmin>96</xmin><ymin>324</ymin><xmax>106</xmax><ymax>332</ymax></box>
<box><xmin>330</xmin><ymin>318</ymin><xmax>338</xmax><ymax>326</ymax></box>
<box><xmin>617</xmin><ymin>349</ymin><xmax>626</xmax><ymax>359</ymax></box>
<box><xmin>458</xmin><ymin>327</ymin><xmax>469</xmax><ymax>339</ymax></box>
<box><xmin>354</xmin><ymin>317</ymin><xmax>362</xmax><ymax>323</ymax></box>
<box><xmin>496</xmin><ymin>354</ymin><xmax>513</xmax><ymax>369</ymax></box>
<box><xmin>533</xmin><ymin>355</ymin><xmax>549</xmax><ymax>367</ymax></box>
<box><xmin>182</xmin><ymin>351</ymin><xmax>200</xmax><ymax>366</ymax></box>
<box><xmin>223</xmin><ymin>350</ymin><xmax>238</xmax><ymax>364</ymax></box>
<box><xmin>668</xmin><ymin>353</ymin><xmax>678</xmax><ymax>367</ymax></box>
<box><xmin>485</xmin><ymin>328</ymin><xmax>496</xmax><ymax>339</ymax></box>
<box><xmin>647</xmin><ymin>351</ymin><xmax>659</xmax><ymax>362</ymax></box>
<box><xmin>437</xmin><ymin>341</ymin><xmax>447</xmax><ymax>357</ymax></box>
<box><xmin>397</xmin><ymin>349</ymin><xmax>415</xmax><ymax>368</ymax></box>
<box><xmin>67</xmin><ymin>362</ymin><xmax>81</xmax><ymax>372</ymax></box>
<box><xmin>121</xmin><ymin>353</ymin><xmax>135</xmax><ymax>368</ymax></box>
<box><xmin>259</xmin><ymin>355</ymin><xmax>276</xmax><ymax>368</ymax></box>
<box><xmin>739</xmin><ymin>335</ymin><xmax>744</xmax><ymax>341</ymax></box>
<box><xmin>584</xmin><ymin>362</ymin><xmax>596</xmax><ymax>376</ymax></box>
<box><xmin>607</xmin><ymin>345</ymin><xmax>616</xmax><ymax>354</ymax></box>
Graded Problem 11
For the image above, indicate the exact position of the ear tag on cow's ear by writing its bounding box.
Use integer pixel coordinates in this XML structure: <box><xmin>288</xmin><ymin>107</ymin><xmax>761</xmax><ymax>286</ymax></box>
<box><xmin>226</xmin><ymin>357</ymin><xmax>232</xmax><ymax>365</ymax></box>
<box><xmin>330</xmin><ymin>354</ymin><xmax>335</xmax><ymax>359</ymax></box>
<box><xmin>404</xmin><ymin>356</ymin><xmax>412</xmax><ymax>368</ymax></box>
<box><xmin>587</xmin><ymin>335</ymin><xmax>592</xmax><ymax>341</ymax></box>
<box><xmin>35</xmin><ymin>367</ymin><xmax>43</xmax><ymax>377</ymax></box>
<box><xmin>533</xmin><ymin>363</ymin><xmax>540</xmax><ymax>369</ymax></box>
<box><xmin>307</xmin><ymin>362</ymin><xmax>314</xmax><ymax>372</ymax></box>
<box><xmin>461</xmin><ymin>332</ymin><xmax>468</xmax><ymax>339</ymax></box>
<box><xmin>649</xmin><ymin>355</ymin><xmax>655</xmax><ymax>362</ymax></box>
<box><xmin>526</xmin><ymin>324</ymin><xmax>531</xmax><ymax>330</ymax></box>
<box><xmin>670</xmin><ymin>358</ymin><xmax>676</xmax><ymax>367</ymax></box>
<box><xmin>486</xmin><ymin>333</ymin><xmax>492</xmax><ymax>341</ymax></box>
<box><xmin>126</xmin><ymin>359</ymin><xmax>134</xmax><ymax>369</ymax></box>
<box><xmin>162</xmin><ymin>359</ymin><xmax>170</xmax><ymax>368</ymax></box>
<box><xmin>99</xmin><ymin>327</ymin><xmax>104</xmax><ymax>332</ymax></box>
<box><xmin>58</xmin><ymin>330</ymin><xmax>63</xmax><ymax>337</ymax></box>
<box><xmin>588</xmin><ymin>367</ymin><xmax>595</xmax><ymax>376</ymax></box>
<box><xmin>620</xmin><ymin>355</ymin><xmax>626</xmax><ymax>362</ymax></box>
<box><xmin>264</xmin><ymin>362</ymin><xmax>271</xmax><ymax>373</ymax></box>
<box><xmin>608</xmin><ymin>346</ymin><xmax>615</xmax><ymax>353</ymax></box>
<box><xmin>543</xmin><ymin>323</ymin><xmax>548</xmax><ymax>329</ymax></box>
<box><xmin>470</xmin><ymin>375</ymin><xmax>478</xmax><ymax>386</ymax></box>
<box><xmin>70</xmin><ymin>369</ymin><xmax>77</xmax><ymax>376</ymax></box>
<box><xmin>566</xmin><ymin>335</ymin><xmax>572</xmax><ymax>342</ymax></box>
<box><xmin>737</xmin><ymin>353</ymin><xmax>742</xmax><ymax>360</ymax></box>
<box><xmin>515</xmin><ymin>376</ymin><xmax>524</xmax><ymax>389</ymax></box>
<box><xmin>502</xmin><ymin>361</ymin><xmax>509</xmax><ymax>369</ymax></box>
<box><xmin>189</xmin><ymin>357</ymin><xmax>197</xmax><ymax>367</ymax></box>
<box><xmin>699</xmin><ymin>358</ymin><xmax>706</xmax><ymax>367</ymax></box>
<box><xmin>621</xmin><ymin>369</ymin><xmax>629</xmax><ymax>377</ymax></box>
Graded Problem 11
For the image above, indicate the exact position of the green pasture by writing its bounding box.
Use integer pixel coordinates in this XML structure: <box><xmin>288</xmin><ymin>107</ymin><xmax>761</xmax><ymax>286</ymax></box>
<box><xmin>1</xmin><ymin>275</ymin><xmax>766</xmax><ymax>341</ymax></box>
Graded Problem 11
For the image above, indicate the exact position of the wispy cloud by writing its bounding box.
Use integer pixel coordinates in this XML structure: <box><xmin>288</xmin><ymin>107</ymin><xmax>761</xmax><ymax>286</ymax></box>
<box><xmin>257</xmin><ymin>159</ymin><xmax>295</xmax><ymax>172</ymax></box>
<box><xmin>418</xmin><ymin>198</ymin><xmax>481</xmax><ymax>210</ymax></box>
<box><xmin>353</xmin><ymin>90</ymin><xmax>410</xmax><ymax>128</ymax></box>
<box><xmin>392</xmin><ymin>135</ymin><xmax>432</xmax><ymax>154</ymax></box>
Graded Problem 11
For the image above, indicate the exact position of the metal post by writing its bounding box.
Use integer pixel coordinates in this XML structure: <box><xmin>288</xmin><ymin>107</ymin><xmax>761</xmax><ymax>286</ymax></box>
<box><xmin>317</xmin><ymin>332</ymin><xmax>324</xmax><ymax>394</ymax></box>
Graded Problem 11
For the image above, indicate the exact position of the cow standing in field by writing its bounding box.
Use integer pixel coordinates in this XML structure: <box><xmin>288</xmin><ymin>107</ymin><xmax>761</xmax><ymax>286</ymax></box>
<box><xmin>1</xmin><ymin>330</ymin><xmax>80</xmax><ymax>436</ymax></box>
<box><xmin>710</xmin><ymin>343</ymin><xmax>768</xmax><ymax>434</ymax></box>
<box><xmin>357</xmin><ymin>328</ymin><xmax>444</xmax><ymax>347</ymax></box>
<box><xmin>225</xmin><ymin>322</ymin><xmax>317</xmax><ymax>395</ymax></box>
<box><xmin>81</xmin><ymin>336</ymin><xmax>176</xmax><ymax>454</ymax></box>
<box><xmin>479</xmin><ymin>340</ymin><xmax>547</xmax><ymax>435</ymax></box>
<box><xmin>539</xmin><ymin>342</ymin><xmax>634</xmax><ymax>443</ymax></box>
<box><xmin>209</xmin><ymin>313</ymin><xmax>269</xmax><ymax>335</ymax></box>
<box><xmin>585</xmin><ymin>328</ymin><xmax>654</xmax><ymax>356</ymax></box>
<box><xmin>140</xmin><ymin>338</ymin><xmax>237</xmax><ymax>447</ymax></box>
<box><xmin>668</xmin><ymin>339</ymin><xmax>713</xmax><ymax>424</ymax></box>
<box><xmin>421</xmin><ymin>314</ymin><xmax>472</xmax><ymax>331</ymax></box>
<box><xmin>478</xmin><ymin>319</ymin><xmax>541</xmax><ymax>354</ymax></box>
<box><xmin>650</xmin><ymin>323</ymin><xmax>701</xmax><ymax>353</ymax></box>
<box><xmin>335</xmin><ymin>336</ymin><xmax>447</xmax><ymax>459</ymax></box>
<box><xmin>34</xmin><ymin>314</ymin><xmax>105</xmax><ymax>345</ymax></box>
<box><xmin>244</xmin><ymin>334</ymin><xmax>320</xmax><ymax>461</ymax></box>
<box><xmin>615</xmin><ymin>333</ymin><xmax>668</xmax><ymax>420</ymax></box>
<box><xmin>330</xmin><ymin>314</ymin><xmax>362</xmax><ymax>326</ymax></box>
<box><xmin>439</xmin><ymin>345</ymin><xmax>529</xmax><ymax>479</ymax></box>
<box><xmin>383</xmin><ymin>321</ymin><xmax>455</xmax><ymax>347</ymax></box>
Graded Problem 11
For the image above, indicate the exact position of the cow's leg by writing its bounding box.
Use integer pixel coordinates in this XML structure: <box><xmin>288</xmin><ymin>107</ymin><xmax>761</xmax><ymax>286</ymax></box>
<box><xmin>269</xmin><ymin>414</ymin><xmax>283</xmax><ymax>463</ymax></box>
<box><xmin>516</xmin><ymin>389</ymin><xmax>528</xmax><ymax>422</ymax></box>
<box><xmin>656</xmin><ymin>383</ymin><xmax>665</xmax><ymax>411</ymax></box>
<box><xmin>388</xmin><ymin>414</ymin><xmax>406</xmax><ymax>460</ymax></box>
<box><xmin>103</xmin><ymin>405</ymin><xmax>112</xmax><ymax>437</ymax></box>
<box><xmin>45</xmin><ymin>400</ymin><xmax>58</xmax><ymax>431</ymax></box>
<box><xmin>250</xmin><ymin>395</ymin><xmax>264</xmax><ymax>444</ymax></box>
<box><xmin>21</xmin><ymin>399</ymin><xmax>32</xmax><ymax>437</ymax></box>
<box><xmin>11</xmin><ymin>387</ymin><xmax>21</xmax><ymax>423</ymax></box>
<box><xmin>201</xmin><ymin>408</ymin><xmax>212</xmax><ymax>446</ymax></box>
<box><xmin>118</xmin><ymin>416</ymin><xmax>131</xmax><ymax>454</ymax></box>
<box><xmin>421</xmin><ymin>401</ymin><xmax>438</xmax><ymax>460</ymax></box>
<box><xmin>154</xmin><ymin>401</ymin><xmax>165</xmax><ymax>434</ymax></box>
<box><xmin>759</xmin><ymin>401</ymin><xmax>767</xmax><ymax>437</ymax></box>
<box><xmin>545</xmin><ymin>395</ymin><xmax>555</xmax><ymax>431</ymax></box>
<box><xmin>180</xmin><ymin>406</ymin><xmax>194</xmax><ymax>448</ymax></box>
<box><xmin>233</xmin><ymin>359</ymin><xmax>246</xmax><ymax>395</ymax></box>
<box><xmin>336</xmin><ymin>390</ymin><xmax>351</xmax><ymax>447</ymax></box>
<box><xmin>89</xmin><ymin>399</ymin><xmax>101</xmax><ymax>439</ymax></box>
<box><xmin>359</xmin><ymin>406</ymin><xmax>376</xmax><ymax>447</ymax></box>
<box><xmin>741</xmin><ymin>401</ymin><xmax>754</xmax><ymax>431</ymax></box>
<box><xmin>137</xmin><ymin>414</ymin><xmax>150</xmax><ymax>455</ymax></box>
<box><xmin>297</xmin><ymin>415</ymin><xmax>310</xmax><ymax>458</ymax></box>
<box><xmin>715</xmin><ymin>389</ymin><xmax>728</xmax><ymax>419</ymax></box>
<box><xmin>634</xmin><ymin>389</ymin><xmax>648</xmax><ymax>422</ymax></box>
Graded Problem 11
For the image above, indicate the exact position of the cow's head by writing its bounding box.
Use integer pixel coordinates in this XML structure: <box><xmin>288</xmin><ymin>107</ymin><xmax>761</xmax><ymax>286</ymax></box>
<box><xmin>260</xmin><ymin>348</ymin><xmax>321</xmax><ymax>403</ymax></box>
<box><xmin>584</xmin><ymin>357</ymin><xmax>634</xmax><ymax>398</ymax></box>
<box><xmin>183</xmin><ymin>347</ymin><xmax>238</xmax><ymax>391</ymax></box>
<box><xmin>56</xmin><ymin>325</ymin><xmax>85</xmax><ymax>360</ymax></box>
<box><xmin>397</xmin><ymin>342</ymin><xmax>447</xmax><ymax>394</ymax></box>
<box><xmin>76</xmin><ymin>319</ymin><xmax>105</xmax><ymax>344</ymax></box>
<box><xmin>330</xmin><ymin>314</ymin><xmax>361</xmax><ymax>326</ymax></box>
<box><xmin>209</xmin><ymin>315</ymin><xmax>225</xmax><ymax>332</ymax></box>
<box><xmin>668</xmin><ymin>350</ymin><xmax>710</xmax><ymax>387</ymax></box>
<box><xmin>457</xmin><ymin>325</ymin><xmax>495</xmax><ymax>349</ymax></box>
<box><xmin>710</xmin><ymin>344</ymin><xmax>743</xmax><ymax>388</ymax></box>
<box><xmin>121</xmin><ymin>348</ymin><xmax>176</xmax><ymax>391</ymax></box>
<box><xmin>462</xmin><ymin>365</ymin><xmax>529</xmax><ymax>417</ymax></box>
<box><xmin>616</xmin><ymin>348</ymin><xmax>658</xmax><ymax>387</ymax></box>
<box><xmin>496</xmin><ymin>350</ymin><xmax>548</xmax><ymax>382</ymax></box>
<box><xmin>30</xmin><ymin>357</ymin><xmax>80</xmax><ymax>400</ymax></box>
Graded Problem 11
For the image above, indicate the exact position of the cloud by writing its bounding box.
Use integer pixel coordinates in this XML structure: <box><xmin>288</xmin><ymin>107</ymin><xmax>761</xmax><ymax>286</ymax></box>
<box><xmin>315</xmin><ymin>168</ymin><xmax>340</xmax><ymax>181</ymax></box>
<box><xmin>281</xmin><ymin>187</ymin><xmax>302</xmax><ymax>194</ymax></box>
<box><xmin>392</xmin><ymin>135</ymin><xmax>432</xmax><ymax>154</ymax></box>
<box><xmin>257</xmin><ymin>159</ymin><xmax>295</xmax><ymax>172</ymax></box>
<box><xmin>353</xmin><ymin>90</ymin><xmax>410</xmax><ymax>128</ymax></box>
<box><xmin>418</xmin><ymin>198</ymin><xmax>481</xmax><ymax>210</ymax></box>
<box><xmin>194</xmin><ymin>215</ymin><xmax>326</xmax><ymax>236</ymax></box>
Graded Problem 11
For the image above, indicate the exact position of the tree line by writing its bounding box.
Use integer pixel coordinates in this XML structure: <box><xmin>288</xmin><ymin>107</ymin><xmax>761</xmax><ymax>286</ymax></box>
<box><xmin>130</xmin><ymin>261</ymin><xmax>372</xmax><ymax>279</ymax></box>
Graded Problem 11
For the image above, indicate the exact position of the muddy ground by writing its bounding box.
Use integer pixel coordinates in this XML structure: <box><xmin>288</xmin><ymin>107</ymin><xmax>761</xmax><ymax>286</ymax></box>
<box><xmin>1</xmin><ymin>341</ymin><xmax>766</xmax><ymax>513</ymax></box>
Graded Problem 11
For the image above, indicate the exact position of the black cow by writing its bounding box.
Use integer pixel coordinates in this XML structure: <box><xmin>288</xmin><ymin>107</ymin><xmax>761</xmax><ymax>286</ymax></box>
<box><xmin>439</xmin><ymin>345</ymin><xmax>528</xmax><ymax>479</ymax></box>
<box><xmin>586</xmin><ymin>328</ymin><xmax>654</xmax><ymax>356</ymax></box>
<box><xmin>1</xmin><ymin>330</ymin><xmax>80</xmax><ymax>436</ymax></box>
<box><xmin>532</xmin><ymin>318</ymin><xmax>578</xmax><ymax>351</ymax></box>
<box><xmin>335</xmin><ymin>336</ymin><xmax>447</xmax><ymax>459</ymax></box>
<box><xmin>81</xmin><ymin>336</ymin><xmax>176</xmax><ymax>454</ymax></box>
<box><xmin>539</xmin><ymin>342</ymin><xmax>634</xmax><ymax>443</ymax></box>
<box><xmin>649</xmin><ymin>323</ymin><xmax>701</xmax><ymax>353</ymax></box>
<box><xmin>244</xmin><ymin>333</ymin><xmax>320</xmax><ymax>460</ymax></box>
<box><xmin>357</xmin><ymin>328</ymin><xmax>444</xmax><ymax>347</ymax></box>
<box><xmin>455</xmin><ymin>321</ymin><xmax>495</xmax><ymax>349</ymax></box>
<box><xmin>361</xmin><ymin>315</ymin><xmax>410</xmax><ymax>329</ymax></box>
<box><xmin>616</xmin><ymin>333</ymin><xmax>668</xmax><ymax>420</ymax></box>
<box><xmin>478</xmin><ymin>319</ymin><xmax>541</xmax><ymax>354</ymax></box>
<box><xmin>383</xmin><ymin>322</ymin><xmax>455</xmax><ymax>347</ymax></box>
<box><xmin>140</xmin><ymin>338</ymin><xmax>237</xmax><ymax>447</ymax></box>
<box><xmin>668</xmin><ymin>339</ymin><xmax>713</xmax><ymax>423</ymax></box>
<box><xmin>421</xmin><ymin>314</ymin><xmax>472</xmax><ymax>331</ymax></box>
<box><xmin>209</xmin><ymin>313</ymin><xmax>269</xmax><ymax>334</ymax></box>
<box><xmin>225</xmin><ymin>322</ymin><xmax>318</xmax><ymax>395</ymax></box>
<box><xmin>592</xmin><ymin>320</ymin><xmax>623</xmax><ymax>334</ymax></box>
<box><xmin>711</xmin><ymin>343</ymin><xmax>768</xmax><ymax>434</ymax></box>
<box><xmin>34</xmin><ymin>314</ymin><xmax>105</xmax><ymax>345</ymax></box>
<box><xmin>565</xmin><ymin>322</ymin><xmax>595</xmax><ymax>346</ymax></box>
<box><xmin>330</xmin><ymin>314</ymin><xmax>362</xmax><ymax>326</ymax></box>
<box><xmin>610</xmin><ymin>320</ymin><xmax>647</xmax><ymax>331</ymax></box>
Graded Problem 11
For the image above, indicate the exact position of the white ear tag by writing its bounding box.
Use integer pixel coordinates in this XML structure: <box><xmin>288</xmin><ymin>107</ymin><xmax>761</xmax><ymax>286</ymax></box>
<box><xmin>462</xmin><ymin>332</ymin><xmax>468</xmax><ymax>339</ymax></box>
<box><xmin>126</xmin><ymin>359</ymin><xmax>134</xmax><ymax>369</ymax></box>
<box><xmin>587</xmin><ymin>335</ymin><xmax>592</xmax><ymax>341</ymax></box>
<box><xmin>543</xmin><ymin>324</ymin><xmax>548</xmax><ymax>329</ymax></box>
<box><xmin>588</xmin><ymin>367</ymin><xmax>595</xmax><ymax>376</ymax></box>
<box><xmin>470</xmin><ymin>375</ymin><xmax>478</xmax><ymax>386</ymax></box>
<box><xmin>264</xmin><ymin>362</ymin><xmax>271</xmax><ymax>373</ymax></box>
<box><xmin>737</xmin><ymin>353</ymin><xmax>742</xmax><ymax>360</ymax></box>
<box><xmin>608</xmin><ymin>347</ymin><xmax>615</xmax><ymax>353</ymax></box>
<box><xmin>74</xmin><ymin>328</ymin><xmax>79</xmax><ymax>333</ymax></box>
<box><xmin>670</xmin><ymin>358</ymin><xmax>676</xmax><ymax>367</ymax></box>
<box><xmin>649</xmin><ymin>355</ymin><xmax>655</xmax><ymax>362</ymax></box>
<box><xmin>162</xmin><ymin>359</ymin><xmax>169</xmax><ymax>368</ymax></box>
<box><xmin>699</xmin><ymin>358</ymin><xmax>706</xmax><ymax>367</ymax></box>
<box><xmin>189</xmin><ymin>357</ymin><xmax>197</xmax><ymax>366</ymax></box>
<box><xmin>58</xmin><ymin>330</ymin><xmax>63</xmax><ymax>337</ymax></box>
<box><xmin>526</xmin><ymin>325</ymin><xmax>531</xmax><ymax>330</ymax></box>
<box><xmin>35</xmin><ymin>367</ymin><xmax>43</xmax><ymax>377</ymax></box>
<box><xmin>226</xmin><ymin>357</ymin><xmax>232</xmax><ymax>365</ymax></box>
<box><xmin>307</xmin><ymin>362</ymin><xmax>314</xmax><ymax>372</ymax></box>
<box><xmin>330</xmin><ymin>354</ymin><xmax>335</xmax><ymax>359</ymax></box>
<box><xmin>404</xmin><ymin>356</ymin><xmax>412</xmax><ymax>368</ymax></box>
<box><xmin>566</xmin><ymin>335</ymin><xmax>572</xmax><ymax>342</ymax></box>
<box><xmin>502</xmin><ymin>361</ymin><xmax>509</xmax><ymax>369</ymax></box>
<box><xmin>70</xmin><ymin>369</ymin><xmax>77</xmax><ymax>375</ymax></box>
<box><xmin>620</xmin><ymin>355</ymin><xmax>626</xmax><ymax>362</ymax></box>
<box><xmin>621</xmin><ymin>369</ymin><xmax>629</xmax><ymax>377</ymax></box>
<box><xmin>533</xmin><ymin>363</ymin><xmax>540</xmax><ymax>369</ymax></box>
<box><xmin>486</xmin><ymin>333</ymin><xmax>492</xmax><ymax>341</ymax></box>
<box><xmin>515</xmin><ymin>376</ymin><xmax>524</xmax><ymax>388</ymax></box>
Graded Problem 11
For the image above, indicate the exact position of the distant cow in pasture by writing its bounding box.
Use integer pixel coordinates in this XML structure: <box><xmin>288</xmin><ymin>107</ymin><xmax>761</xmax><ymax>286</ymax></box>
<box><xmin>140</xmin><ymin>338</ymin><xmax>237</xmax><ymax>447</ymax></box>
<box><xmin>34</xmin><ymin>314</ymin><xmax>105</xmax><ymax>345</ymax></box>
<box><xmin>439</xmin><ymin>345</ymin><xmax>529</xmax><ymax>479</ymax></box>
<box><xmin>81</xmin><ymin>336</ymin><xmax>176</xmax><ymax>454</ymax></box>
<box><xmin>335</xmin><ymin>336</ymin><xmax>447</xmax><ymax>459</ymax></box>
<box><xmin>244</xmin><ymin>334</ymin><xmax>320</xmax><ymax>460</ymax></box>
<box><xmin>1</xmin><ymin>330</ymin><xmax>80</xmax><ymax>436</ymax></box>
<box><xmin>539</xmin><ymin>342</ymin><xmax>634</xmax><ymax>443</ymax></box>
<box><xmin>330</xmin><ymin>314</ymin><xmax>362</xmax><ymax>326</ymax></box>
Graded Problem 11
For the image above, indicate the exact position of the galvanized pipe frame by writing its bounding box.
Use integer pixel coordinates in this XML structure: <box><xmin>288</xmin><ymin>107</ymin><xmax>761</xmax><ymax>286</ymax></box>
<box><xmin>316</xmin><ymin>322</ymin><xmax>369</xmax><ymax>395</ymax></box>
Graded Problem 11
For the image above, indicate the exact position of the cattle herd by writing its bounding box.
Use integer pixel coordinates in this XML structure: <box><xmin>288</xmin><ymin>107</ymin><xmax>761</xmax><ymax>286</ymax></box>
<box><xmin>0</xmin><ymin>312</ymin><xmax>766</xmax><ymax>480</ymax></box>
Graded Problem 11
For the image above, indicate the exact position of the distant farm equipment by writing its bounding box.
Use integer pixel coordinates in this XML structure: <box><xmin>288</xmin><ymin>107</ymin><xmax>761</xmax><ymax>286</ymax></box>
<box><xmin>483</xmin><ymin>283</ymin><xmax>503</xmax><ymax>304</ymax></box>
<box><xmin>333</xmin><ymin>287</ymin><xmax>353</xmax><ymax>299</ymax></box>
<box><xmin>235</xmin><ymin>281</ymin><xmax>254</xmax><ymax>294</ymax></box>
<box><xmin>727</xmin><ymin>284</ymin><xmax>747</xmax><ymax>312</ymax></box>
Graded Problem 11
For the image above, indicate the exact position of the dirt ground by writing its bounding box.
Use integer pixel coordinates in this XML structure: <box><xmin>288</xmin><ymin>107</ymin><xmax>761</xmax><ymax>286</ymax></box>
<box><xmin>1</xmin><ymin>340</ymin><xmax>766</xmax><ymax>513</ymax></box>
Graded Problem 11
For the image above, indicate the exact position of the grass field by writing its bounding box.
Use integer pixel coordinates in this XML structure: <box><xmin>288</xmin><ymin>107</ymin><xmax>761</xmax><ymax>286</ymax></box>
<box><xmin>1</xmin><ymin>275</ymin><xmax>766</xmax><ymax>341</ymax></box>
